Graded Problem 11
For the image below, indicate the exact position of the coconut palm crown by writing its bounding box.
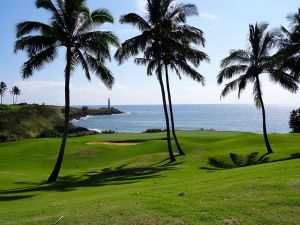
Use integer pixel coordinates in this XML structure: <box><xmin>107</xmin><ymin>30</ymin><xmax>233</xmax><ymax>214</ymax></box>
<box><xmin>9</xmin><ymin>86</ymin><xmax>21</xmax><ymax>104</ymax></box>
<box><xmin>275</xmin><ymin>8</ymin><xmax>300</xmax><ymax>80</ymax></box>
<box><xmin>217</xmin><ymin>23</ymin><xmax>298</xmax><ymax>154</ymax></box>
<box><xmin>15</xmin><ymin>0</ymin><xmax>119</xmax><ymax>182</ymax></box>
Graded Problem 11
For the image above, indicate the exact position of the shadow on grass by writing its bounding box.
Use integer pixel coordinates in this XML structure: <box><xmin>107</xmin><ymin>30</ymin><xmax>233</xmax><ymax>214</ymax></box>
<box><xmin>0</xmin><ymin>195</ymin><xmax>35</xmax><ymax>201</ymax></box>
<box><xmin>149</xmin><ymin>154</ymin><xmax>183</xmax><ymax>167</ymax></box>
<box><xmin>200</xmin><ymin>152</ymin><xmax>300</xmax><ymax>171</ymax></box>
<box><xmin>0</xmin><ymin>164</ymin><xmax>176</xmax><ymax>201</ymax></box>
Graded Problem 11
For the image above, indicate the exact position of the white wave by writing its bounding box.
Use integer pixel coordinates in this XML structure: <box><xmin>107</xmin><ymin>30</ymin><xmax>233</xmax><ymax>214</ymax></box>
<box><xmin>88</xmin><ymin>128</ymin><xmax>102</xmax><ymax>133</ymax></box>
<box><xmin>81</xmin><ymin>115</ymin><xmax>93</xmax><ymax>120</ymax></box>
<box><xmin>112</xmin><ymin>112</ymin><xmax>131</xmax><ymax>116</ymax></box>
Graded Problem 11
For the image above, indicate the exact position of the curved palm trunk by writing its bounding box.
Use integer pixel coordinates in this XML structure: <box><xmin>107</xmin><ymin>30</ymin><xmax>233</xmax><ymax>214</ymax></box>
<box><xmin>47</xmin><ymin>48</ymin><xmax>72</xmax><ymax>183</ymax></box>
<box><xmin>164</xmin><ymin>65</ymin><xmax>185</xmax><ymax>155</ymax></box>
<box><xmin>158</xmin><ymin>69</ymin><xmax>176</xmax><ymax>162</ymax></box>
<box><xmin>256</xmin><ymin>78</ymin><xmax>273</xmax><ymax>154</ymax></box>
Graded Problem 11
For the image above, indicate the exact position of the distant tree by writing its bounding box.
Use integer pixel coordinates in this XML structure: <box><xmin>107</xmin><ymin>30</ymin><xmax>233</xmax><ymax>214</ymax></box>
<box><xmin>289</xmin><ymin>108</ymin><xmax>300</xmax><ymax>133</ymax></box>
<box><xmin>217</xmin><ymin>23</ymin><xmax>298</xmax><ymax>154</ymax></box>
<box><xmin>9</xmin><ymin>86</ymin><xmax>21</xmax><ymax>104</ymax></box>
<box><xmin>275</xmin><ymin>9</ymin><xmax>300</xmax><ymax>80</ymax></box>
<box><xmin>82</xmin><ymin>106</ymin><xmax>88</xmax><ymax>114</ymax></box>
<box><xmin>15</xmin><ymin>0</ymin><xmax>119</xmax><ymax>183</ymax></box>
<box><xmin>0</xmin><ymin>82</ymin><xmax>7</xmax><ymax>104</ymax></box>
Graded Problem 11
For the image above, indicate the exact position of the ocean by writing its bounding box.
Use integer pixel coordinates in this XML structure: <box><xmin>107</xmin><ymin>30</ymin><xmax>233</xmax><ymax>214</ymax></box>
<box><xmin>72</xmin><ymin>104</ymin><xmax>297</xmax><ymax>134</ymax></box>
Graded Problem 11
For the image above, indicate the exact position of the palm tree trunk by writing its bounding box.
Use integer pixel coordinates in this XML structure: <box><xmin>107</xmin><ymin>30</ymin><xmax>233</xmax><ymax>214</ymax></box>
<box><xmin>158</xmin><ymin>68</ymin><xmax>176</xmax><ymax>162</ymax></box>
<box><xmin>164</xmin><ymin>65</ymin><xmax>185</xmax><ymax>155</ymax></box>
<box><xmin>47</xmin><ymin>48</ymin><xmax>72</xmax><ymax>183</ymax></box>
<box><xmin>256</xmin><ymin>78</ymin><xmax>273</xmax><ymax>154</ymax></box>
<box><xmin>15</xmin><ymin>95</ymin><xmax>18</xmax><ymax>104</ymax></box>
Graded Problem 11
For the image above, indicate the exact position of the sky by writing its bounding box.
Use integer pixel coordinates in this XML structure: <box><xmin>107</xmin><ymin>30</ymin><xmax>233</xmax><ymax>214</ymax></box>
<box><xmin>0</xmin><ymin>0</ymin><xmax>299</xmax><ymax>106</ymax></box>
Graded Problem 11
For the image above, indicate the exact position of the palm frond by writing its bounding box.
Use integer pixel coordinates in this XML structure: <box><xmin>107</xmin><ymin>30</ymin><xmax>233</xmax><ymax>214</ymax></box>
<box><xmin>14</xmin><ymin>35</ymin><xmax>55</xmax><ymax>55</ymax></box>
<box><xmin>217</xmin><ymin>65</ymin><xmax>248</xmax><ymax>84</ymax></box>
<box><xmin>16</xmin><ymin>21</ymin><xmax>51</xmax><ymax>38</ymax></box>
<box><xmin>73</xmin><ymin>49</ymin><xmax>91</xmax><ymax>81</ymax></box>
<box><xmin>91</xmin><ymin>9</ymin><xmax>114</xmax><ymax>24</ymax></box>
<box><xmin>269</xmin><ymin>69</ymin><xmax>298</xmax><ymax>93</ymax></box>
<box><xmin>120</xmin><ymin>13</ymin><xmax>151</xmax><ymax>31</ymax></box>
<box><xmin>21</xmin><ymin>46</ymin><xmax>57</xmax><ymax>78</ymax></box>
<box><xmin>84</xmin><ymin>53</ymin><xmax>114</xmax><ymax>89</ymax></box>
<box><xmin>220</xmin><ymin>50</ymin><xmax>250</xmax><ymax>68</ymax></box>
<box><xmin>115</xmin><ymin>31</ymin><xmax>151</xmax><ymax>64</ymax></box>
<box><xmin>35</xmin><ymin>0</ymin><xmax>66</xmax><ymax>29</ymax></box>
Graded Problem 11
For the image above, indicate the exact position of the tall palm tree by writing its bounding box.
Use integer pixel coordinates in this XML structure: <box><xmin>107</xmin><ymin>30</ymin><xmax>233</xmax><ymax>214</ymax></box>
<box><xmin>0</xmin><ymin>82</ymin><xmax>7</xmax><ymax>104</ymax></box>
<box><xmin>15</xmin><ymin>0</ymin><xmax>119</xmax><ymax>182</ymax></box>
<box><xmin>217</xmin><ymin>23</ymin><xmax>298</xmax><ymax>154</ymax></box>
<box><xmin>115</xmin><ymin>0</ymin><xmax>207</xmax><ymax>160</ymax></box>
<box><xmin>275</xmin><ymin>9</ymin><xmax>300</xmax><ymax>80</ymax></box>
<box><xmin>9</xmin><ymin>86</ymin><xmax>20</xmax><ymax>104</ymax></box>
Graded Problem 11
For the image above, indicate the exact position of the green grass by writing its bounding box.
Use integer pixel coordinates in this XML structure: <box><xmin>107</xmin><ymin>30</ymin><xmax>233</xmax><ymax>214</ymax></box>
<box><xmin>0</xmin><ymin>131</ymin><xmax>299</xmax><ymax>225</ymax></box>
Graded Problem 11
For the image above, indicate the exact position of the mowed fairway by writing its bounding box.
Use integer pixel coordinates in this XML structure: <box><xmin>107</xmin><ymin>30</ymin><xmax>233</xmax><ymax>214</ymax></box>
<box><xmin>0</xmin><ymin>131</ymin><xmax>299</xmax><ymax>225</ymax></box>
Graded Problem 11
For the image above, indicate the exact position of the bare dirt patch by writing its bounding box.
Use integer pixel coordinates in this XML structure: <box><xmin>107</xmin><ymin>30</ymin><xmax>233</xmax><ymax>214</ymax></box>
<box><xmin>86</xmin><ymin>141</ymin><xmax>140</xmax><ymax>146</ymax></box>
<box><xmin>78</xmin><ymin>149</ymin><xmax>99</xmax><ymax>157</ymax></box>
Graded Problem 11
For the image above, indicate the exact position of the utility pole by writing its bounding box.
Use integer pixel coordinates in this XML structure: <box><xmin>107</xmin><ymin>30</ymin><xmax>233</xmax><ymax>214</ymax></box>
<box><xmin>108</xmin><ymin>98</ymin><xmax>110</xmax><ymax>109</ymax></box>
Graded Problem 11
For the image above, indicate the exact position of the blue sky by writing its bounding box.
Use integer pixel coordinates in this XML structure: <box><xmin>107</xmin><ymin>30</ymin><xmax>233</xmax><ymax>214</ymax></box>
<box><xmin>0</xmin><ymin>0</ymin><xmax>299</xmax><ymax>105</ymax></box>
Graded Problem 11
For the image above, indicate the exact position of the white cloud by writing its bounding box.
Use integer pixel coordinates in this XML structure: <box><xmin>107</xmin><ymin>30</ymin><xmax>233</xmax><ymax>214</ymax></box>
<box><xmin>136</xmin><ymin>0</ymin><xmax>147</xmax><ymax>12</ymax></box>
<box><xmin>200</xmin><ymin>12</ymin><xmax>217</xmax><ymax>20</ymax></box>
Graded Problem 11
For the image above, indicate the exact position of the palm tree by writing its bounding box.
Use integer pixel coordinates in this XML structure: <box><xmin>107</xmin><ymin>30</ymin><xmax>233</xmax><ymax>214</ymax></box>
<box><xmin>14</xmin><ymin>86</ymin><xmax>21</xmax><ymax>104</ymax></box>
<box><xmin>217</xmin><ymin>23</ymin><xmax>298</xmax><ymax>154</ymax></box>
<box><xmin>275</xmin><ymin>9</ymin><xmax>300</xmax><ymax>80</ymax></box>
<box><xmin>9</xmin><ymin>86</ymin><xmax>21</xmax><ymax>104</ymax></box>
<box><xmin>9</xmin><ymin>88</ymin><xmax>14</xmax><ymax>105</ymax></box>
<box><xmin>0</xmin><ymin>82</ymin><xmax>7</xmax><ymax>104</ymax></box>
<box><xmin>115</xmin><ymin>0</ymin><xmax>207</xmax><ymax>160</ymax></box>
<box><xmin>15</xmin><ymin>0</ymin><xmax>119</xmax><ymax>183</ymax></box>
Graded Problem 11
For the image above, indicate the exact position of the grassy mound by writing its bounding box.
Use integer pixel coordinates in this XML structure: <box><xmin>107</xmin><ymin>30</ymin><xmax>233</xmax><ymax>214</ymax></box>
<box><xmin>0</xmin><ymin>104</ymin><xmax>105</xmax><ymax>142</ymax></box>
<box><xmin>0</xmin><ymin>131</ymin><xmax>299</xmax><ymax>224</ymax></box>
<box><xmin>0</xmin><ymin>104</ymin><xmax>64</xmax><ymax>142</ymax></box>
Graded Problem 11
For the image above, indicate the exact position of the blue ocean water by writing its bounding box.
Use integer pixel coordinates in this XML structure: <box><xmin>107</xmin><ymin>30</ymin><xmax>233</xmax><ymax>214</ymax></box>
<box><xmin>72</xmin><ymin>104</ymin><xmax>297</xmax><ymax>134</ymax></box>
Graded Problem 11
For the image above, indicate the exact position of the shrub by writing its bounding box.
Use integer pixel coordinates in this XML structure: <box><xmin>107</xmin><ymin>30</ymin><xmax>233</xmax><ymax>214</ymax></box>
<box><xmin>208</xmin><ymin>152</ymin><xmax>270</xmax><ymax>169</ymax></box>
<box><xmin>82</xmin><ymin>106</ymin><xmax>88</xmax><ymax>114</ymax></box>
<box><xmin>102</xmin><ymin>130</ymin><xmax>116</xmax><ymax>134</ymax></box>
<box><xmin>144</xmin><ymin>128</ymin><xmax>165</xmax><ymax>133</ymax></box>
<box><xmin>289</xmin><ymin>108</ymin><xmax>300</xmax><ymax>133</ymax></box>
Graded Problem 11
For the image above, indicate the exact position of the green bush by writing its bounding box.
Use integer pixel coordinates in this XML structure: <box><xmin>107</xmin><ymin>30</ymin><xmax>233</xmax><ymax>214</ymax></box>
<box><xmin>289</xmin><ymin>108</ymin><xmax>300</xmax><ymax>133</ymax></box>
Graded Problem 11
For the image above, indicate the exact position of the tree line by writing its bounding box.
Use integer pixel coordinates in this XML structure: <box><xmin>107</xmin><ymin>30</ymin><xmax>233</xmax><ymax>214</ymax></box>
<box><xmin>13</xmin><ymin>0</ymin><xmax>299</xmax><ymax>182</ymax></box>
<box><xmin>0</xmin><ymin>82</ymin><xmax>21</xmax><ymax>105</ymax></box>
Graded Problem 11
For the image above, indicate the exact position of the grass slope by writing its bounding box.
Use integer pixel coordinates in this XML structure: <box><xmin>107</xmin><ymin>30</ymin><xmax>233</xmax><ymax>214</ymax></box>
<box><xmin>0</xmin><ymin>104</ymin><xmax>64</xmax><ymax>142</ymax></box>
<box><xmin>0</xmin><ymin>131</ymin><xmax>299</xmax><ymax>225</ymax></box>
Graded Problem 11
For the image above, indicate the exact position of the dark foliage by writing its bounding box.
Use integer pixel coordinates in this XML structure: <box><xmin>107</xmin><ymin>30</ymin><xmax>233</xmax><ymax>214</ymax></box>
<box><xmin>82</xmin><ymin>106</ymin><xmax>88</xmax><ymax>114</ymax></box>
<box><xmin>144</xmin><ymin>128</ymin><xmax>166</xmax><ymax>133</ymax></box>
<box><xmin>289</xmin><ymin>108</ymin><xmax>300</xmax><ymax>133</ymax></box>
<box><xmin>101</xmin><ymin>130</ymin><xmax>116</xmax><ymax>134</ymax></box>
<box><xmin>208</xmin><ymin>152</ymin><xmax>270</xmax><ymax>169</ymax></box>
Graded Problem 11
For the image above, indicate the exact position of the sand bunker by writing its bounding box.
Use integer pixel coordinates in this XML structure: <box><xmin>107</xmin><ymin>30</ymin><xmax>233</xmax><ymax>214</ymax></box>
<box><xmin>86</xmin><ymin>141</ymin><xmax>140</xmax><ymax>146</ymax></box>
